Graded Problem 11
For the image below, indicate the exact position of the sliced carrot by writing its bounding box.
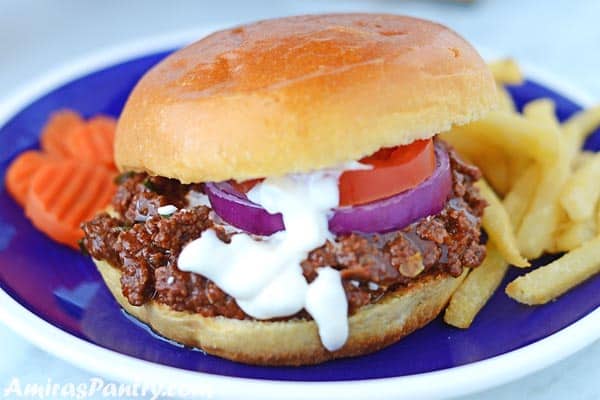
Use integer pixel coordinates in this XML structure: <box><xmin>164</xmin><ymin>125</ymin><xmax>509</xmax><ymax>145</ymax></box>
<box><xmin>5</xmin><ymin>150</ymin><xmax>52</xmax><ymax>206</ymax></box>
<box><xmin>25</xmin><ymin>160</ymin><xmax>116</xmax><ymax>249</ymax></box>
<box><xmin>9</xmin><ymin>109</ymin><xmax>119</xmax><ymax>249</ymax></box>
<box><xmin>67</xmin><ymin>116</ymin><xmax>117</xmax><ymax>170</ymax></box>
<box><xmin>40</xmin><ymin>110</ymin><xmax>85</xmax><ymax>158</ymax></box>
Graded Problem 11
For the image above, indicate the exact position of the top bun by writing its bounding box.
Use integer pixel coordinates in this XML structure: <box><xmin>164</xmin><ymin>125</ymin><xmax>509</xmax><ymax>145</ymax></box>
<box><xmin>115</xmin><ymin>14</ymin><xmax>497</xmax><ymax>183</ymax></box>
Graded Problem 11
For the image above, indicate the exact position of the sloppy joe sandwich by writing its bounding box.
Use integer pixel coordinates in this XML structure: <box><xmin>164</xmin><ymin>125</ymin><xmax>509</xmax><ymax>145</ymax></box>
<box><xmin>81</xmin><ymin>13</ymin><xmax>497</xmax><ymax>365</ymax></box>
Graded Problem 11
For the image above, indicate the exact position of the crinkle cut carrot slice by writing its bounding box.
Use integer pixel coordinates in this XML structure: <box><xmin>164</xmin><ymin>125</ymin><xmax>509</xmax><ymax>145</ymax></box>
<box><xmin>5</xmin><ymin>150</ymin><xmax>52</xmax><ymax>206</ymax></box>
<box><xmin>25</xmin><ymin>160</ymin><xmax>116</xmax><ymax>249</ymax></box>
<box><xmin>67</xmin><ymin>116</ymin><xmax>117</xmax><ymax>170</ymax></box>
<box><xmin>40</xmin><ymin>110</ymin><xmax>85</xmax><ymax>158</ymax></box>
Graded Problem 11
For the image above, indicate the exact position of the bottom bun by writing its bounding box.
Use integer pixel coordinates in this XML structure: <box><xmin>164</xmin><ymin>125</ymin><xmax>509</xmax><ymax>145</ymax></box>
<box><xmin>94</xmin><ymin>258</ymin><xmax>466</xmax><ymax>366</ymax></box>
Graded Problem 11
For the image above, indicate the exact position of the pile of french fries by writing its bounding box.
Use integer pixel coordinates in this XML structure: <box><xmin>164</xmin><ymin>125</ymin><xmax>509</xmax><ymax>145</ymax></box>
<box><xmin>443</xmin><ymin>59</ymin><xmax>600</xmax><ymax>328</ymax></box>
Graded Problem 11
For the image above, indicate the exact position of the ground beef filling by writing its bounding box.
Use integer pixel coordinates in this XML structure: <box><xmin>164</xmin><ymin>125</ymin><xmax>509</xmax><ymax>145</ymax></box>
<box><xmin>82</xmin><ymin>143</ymin><xmax>486</xmax><ymax>320</ymax></box>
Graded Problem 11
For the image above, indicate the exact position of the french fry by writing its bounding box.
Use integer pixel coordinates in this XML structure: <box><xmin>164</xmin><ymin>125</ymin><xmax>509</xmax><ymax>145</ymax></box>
<box><xmin>559</xmin><ymin>156</ymin><xmax>600</xmax><ymax>221</ymax></box>
<box><xmin>555</xmin><ymin>218</ymin><xmax>596</xmax><ymax>252</ymax></box>
<box><xmin>488</xmin><ymin>59</ymin><xmax>523</xmax><ymax>85</ymax></box>
<box><xmin>476</xmin><ymin>180</ymin><xmax>529</xmax><ymax>267</ymax></box>
<box><xmin>523</xmin><ymin>99</ymin><xmax>560</xmax><ymax>129</ymax></box>
<box><xmin>450</xmin><ymin>111</ymin><xmax>559</xmax><ymax>167</ymax></box>
<box><xmin>474</xmin><ymin>151</ymin><xmax>510</xmax><ymax>196</ymax></box>
<box><xmin>573</xmin><ymin>151</ymin><xmax>596</xmax><ymax>170</ymax></box>
<box><xmin>443</xmin><ymin>58</ymin><xmax>600</xmax><ymax>315</ymax></box>
<box><xmin>497</xmin><ymin>85</ymin><xmax>516</xmax><ymax>113</ymax></box>
<box><xmin>503</xmin><ymin>166</ymin><xmax>538</xmax><ymax>229</ymax></box>
<box><xmin>439</xmin><ymin>131</ymin><xmax>510</xmax><ymax>195</ymax></box>
<box><xmin>444</xmin><ymin>245</ymin><xmax>508</xmax><ymax>328</ymax></box>
<box><xmin>439</xmin><ymin>130</ymin><xmax>493</xmax><ymax>161</ymax></box>
<box><xmin>516</xmin><ymin>100</ymin><xmax>568</xmax><ymax>259</ymax></box>
<box><xmin>506</xmin><ymin>156</ymin><xmax>532</xmax><ymax>187</ymax></box>
<box><xmin>495</xmin><ymin>83</ymin><xmax>530</xmax><ymax>185</ymax></box>
<box><xmin>547</xmin><ymin>207</ymin><xmax>571</xmax><ymax>254</ymax></box>
<box><xmin>506</xmin><ymin>236</ymin><xmax>600</xmax><ymax>305</ymax></box>
<box><xmin>517</xmin><ymin>162</ymin><xmax>569</xmax><ymax>259</ymax></box>
<box><xmin>521</xmin><ymin>99</ymin><xmax>561</xmax><ymax>180</ymax></box>
<box><xmin>563</xmin><ymin>106</ymin><xmax>600</xmax><ymax>162</ymax></box>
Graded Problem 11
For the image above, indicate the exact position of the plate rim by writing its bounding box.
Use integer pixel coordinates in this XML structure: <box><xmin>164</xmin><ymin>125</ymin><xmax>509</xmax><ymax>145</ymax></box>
<box><xmin>0</xmin><ymin>27</ymin><xmax>599</xmax><ymax>400</ymax></box>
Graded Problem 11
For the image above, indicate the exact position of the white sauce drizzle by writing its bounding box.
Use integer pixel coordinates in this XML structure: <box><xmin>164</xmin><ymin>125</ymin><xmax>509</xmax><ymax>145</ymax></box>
<box><xmin>178</xmin><ymin>164</ymin><xmax>363</xmax><ymax>350</ymax></box>
<box><xmin>157</xmin><ymin>204</ymin><xmax>178</xmax><ymax>216</ymax></box>
<box><xmin>305</xmin><ymin>267</ymin><xmax>348</xmax><ymax>351</ymax></box>
<box><xmin>187</xmin><ymin>190</ymin><xmax>211</xmax><ymax>207</ymax></box>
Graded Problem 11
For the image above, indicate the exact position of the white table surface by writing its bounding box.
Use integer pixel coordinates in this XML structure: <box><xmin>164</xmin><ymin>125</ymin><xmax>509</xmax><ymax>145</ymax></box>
<box><xmin>1</xmin><ymin>1</ymin><xmax>599</xmax><ymax>398</ymax></box>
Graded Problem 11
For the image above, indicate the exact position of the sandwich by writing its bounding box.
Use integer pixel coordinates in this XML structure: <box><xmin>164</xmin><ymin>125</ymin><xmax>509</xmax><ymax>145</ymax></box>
<box><xmin>81</xmin><ymin>13</ymin><xmax>497</xmax><ymax>366</ymax></box>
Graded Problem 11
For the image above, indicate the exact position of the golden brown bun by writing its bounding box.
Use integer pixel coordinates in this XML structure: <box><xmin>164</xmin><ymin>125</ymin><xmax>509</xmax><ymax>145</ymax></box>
<box><xmin>94</xmin><ymin>258</ymin><xmax>466</xmax><ymax>366</ymax></box>
<box><xmin>115</xmin><ymin>14</ymin><xmax>496</xmax><ymax>183</ymax></box>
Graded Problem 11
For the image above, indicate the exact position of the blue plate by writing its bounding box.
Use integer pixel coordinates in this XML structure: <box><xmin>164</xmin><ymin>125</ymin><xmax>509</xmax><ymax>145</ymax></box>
<box><xmin>1</xmin><ymin>49</ymin><xmax>599</xmax><ymax>383</ymax></box>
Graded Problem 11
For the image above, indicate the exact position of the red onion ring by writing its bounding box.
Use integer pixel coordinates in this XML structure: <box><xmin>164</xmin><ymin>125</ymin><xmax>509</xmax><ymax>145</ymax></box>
<box><xmin>329</xmin><ymin>145</ymin><xmax>451</xmax><ymax>234</ymax></box>
<box><xmin>205</xmin><ymin>181</ymin><xmax>284</xmax><ymax>236</ymax></box>
<box><xmin>205</xmin><ymin>143</ymin><xmax>452</xmax><ymax>235</ymax></box>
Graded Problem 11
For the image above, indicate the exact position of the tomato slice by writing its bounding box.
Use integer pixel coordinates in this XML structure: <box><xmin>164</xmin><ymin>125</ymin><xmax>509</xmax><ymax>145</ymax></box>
<box><xmin>338</xmin><ymin>139</ymin><xmax>436</xmax><ymax>206</ymax></box>
<box><xmin>230</xmin><ymin>139</ymin><xmax>436</xmax><ymax>207</ymax></box>
<box><xmin>230</xmin><ymin>178</ymin><xmax>263</xmax><ymax>193</ymax></box>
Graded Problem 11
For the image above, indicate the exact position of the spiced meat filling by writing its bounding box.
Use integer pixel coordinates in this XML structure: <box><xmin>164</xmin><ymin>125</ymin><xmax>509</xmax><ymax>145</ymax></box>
<box><xmin>82</xmin><ymin>142</ymin><xmax>486</xmax><ymax>320</ymax></box>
